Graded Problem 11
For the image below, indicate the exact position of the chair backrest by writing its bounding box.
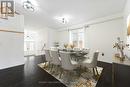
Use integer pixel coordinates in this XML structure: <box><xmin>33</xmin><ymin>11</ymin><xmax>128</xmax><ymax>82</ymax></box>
<box><xmin>50</xmin><ymin>50</ymin><xmax>61</xmax><ymax>65</ymax></box>
<box><xmin>44</xmin><ymin>49</ymin><xmax>52</xmax><ymax>62</ymax></box>
<box><xmin>91</xmin><ymin>51</ymin><xmax>99</xmax><ymax>67</ymax></box>
<box><xmin>59</xmin><ymin>51</ymin><xmax>74</xmax><ymax>70</ymax></box>
<box><xmin>82</xmin><ymin>48</ymin><xmax>90</xmax><ymax>54</ymax></box>
<box><xmin>73</xmin><ymin>47</ymin><xmax>80</xmax><ymax>51</ymax></box>
<box><xmin>50</xmin><ymin>47</ymin><xmax>58</xmax><ymax>51</ymax></box>
<box><xmin>66</xmin><ymin>48</ymin><xmax>72</xmax><ymax>51</ymax></box>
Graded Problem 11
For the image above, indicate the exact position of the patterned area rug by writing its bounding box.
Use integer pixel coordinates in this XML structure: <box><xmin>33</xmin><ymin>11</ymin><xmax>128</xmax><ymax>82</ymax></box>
<box><xmin>38</xmin><ymin>62</ymin><xmax>103</xmax><ymax>87</ymax></box>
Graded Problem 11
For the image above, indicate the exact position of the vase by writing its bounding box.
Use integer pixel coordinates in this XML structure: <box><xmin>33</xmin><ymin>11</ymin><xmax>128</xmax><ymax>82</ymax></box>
<box><xmin>119</xmin><ymin>50</ymin><xmax>125</xmax><ymax>61</ymax></box>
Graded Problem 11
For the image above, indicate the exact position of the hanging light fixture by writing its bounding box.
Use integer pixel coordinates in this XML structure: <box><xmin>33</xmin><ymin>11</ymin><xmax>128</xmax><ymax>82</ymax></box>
<box><xmin>61</xmin><ymin>17</ymin><xmax>68</xmax><ymax>24</ymax></box>
<box><xmin>23</xmin><ymin>0</ymin><xmax>35</xmax><ymax>12</ymax></box>
<box><xmin>55</xmin><ymin>16</ymin><xmax>69</xmax><ymax>24</ymax></box>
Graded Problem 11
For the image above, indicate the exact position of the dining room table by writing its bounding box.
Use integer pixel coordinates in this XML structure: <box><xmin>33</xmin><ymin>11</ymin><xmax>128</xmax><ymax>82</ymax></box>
<box><xmin>58</xmin><ymin>48</ymin><xmax>89</xmax><ymax>63</ymax></box>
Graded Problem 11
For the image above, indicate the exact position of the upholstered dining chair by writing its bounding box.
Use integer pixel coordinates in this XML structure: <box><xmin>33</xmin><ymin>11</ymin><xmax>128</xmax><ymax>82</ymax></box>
<box><xmin>44</xmin><ymin>49</ymin><xmax>52</xmax><ymax>69</ymax></box>
<box><xmin>82</xmin><ymin>48</ymin><xmax>90</xmax><ymax>58</ymax></box>
<box><xmin>82</xmin><ymin>48</ymin><xmax>90</xmax><ymax>54</ymax></box>
<box><xmin>59</xmin><ymin>51</ymin><xmax>79</xmax><ymax>78</ymax></box>
<box><xmin>50</xmin><ymin>47</ymin><xmax>58</xmax><ymax>50</ymax></box>
<box><xmin>66</xmin><ymin>48</ymin><xmax>72</xmax><ymax>51</ymax></box>
<box><xmin>50</xmin><ymin>50</ymin><xmax>61</xmax><ymax>73</ymax></box>
<box><xmin>81</xmin><ymin>51</ymin><xmax>99</xmax><ymax>77</ymax></box>
<box><xmin>73</xmin><ymin>47</ymin><xmax>80</xmax><ymax>51</ymax></box>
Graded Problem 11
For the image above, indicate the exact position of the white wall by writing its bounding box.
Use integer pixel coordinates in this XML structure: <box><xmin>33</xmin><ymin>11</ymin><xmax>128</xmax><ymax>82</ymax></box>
<box><xmin>0</xmin><ymin>15</ymin><xmax>24</xmax><ymax>69</ymax></box>
<box><xmin>35</xmin><ymin>28</ymin><xmax>58</xmax><ymax>50</ymax></box>
<box><xmin>35</xmin><ymin>28</ymin><xmax>56</xmax><ymax>55</ymax></box>
<box><xmin>57</xmin><ymin>15</ymin><xmax>124</xmax><ymax>63</ymax></box>
<box><xmin>24</xmin><ymin>27</ymin><xmax>58</xmax><ymax>56</ymax></box>
<box><xmin>0</xmin><ymin>15</ymin><xmax>24</xmax><ymax>32</ymax></box>
<box><xmin>85</xmin><ymin>18</ymin><xmax>124</xmax><ymax>63</ymax></box>
<box><xmin>124</xmin><ymin>0</ymin><xmax>130</xmax><ymax>39</ymax></box>
<box><xmin>57</xmin><ymin>30</ymin><xmax>70</xmax><ymax>47</ymax></box>
<box><xmin>124</xmin><ymin>0</ymin><xmax>130</xmax><ymax>18</ymax></box>
<box><xmin>47</xmin><ymin>28</ymin><xmax>58</xmax><ymax>48</ymax></box>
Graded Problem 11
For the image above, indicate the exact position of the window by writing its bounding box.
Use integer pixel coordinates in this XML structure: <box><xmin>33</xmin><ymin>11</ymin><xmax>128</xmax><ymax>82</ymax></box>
<box><xmin>24</xmin><ymin>41</ymin><xmax>35</xmax><ymax>51</ymax></box>
<box><xmin>70</xmin><ymin>29</ymin><xmax>84</xmax><ymax>48</ymax></box>
<box><xmin>24</xmin><ymin>30</ymin><xmax>36</xmax><ymax>52</ymax></box>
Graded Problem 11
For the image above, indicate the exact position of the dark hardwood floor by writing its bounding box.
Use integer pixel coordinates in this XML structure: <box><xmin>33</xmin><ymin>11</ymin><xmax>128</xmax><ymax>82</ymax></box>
<box><xmin>0</xmin><ymin>56</ymin><xmax>66</xmax><ymax>87</ymax></box>
<box><xmin>0</xmin><ymin>56</ymin><xmax>112</xmax><ymax>87</ymax></box>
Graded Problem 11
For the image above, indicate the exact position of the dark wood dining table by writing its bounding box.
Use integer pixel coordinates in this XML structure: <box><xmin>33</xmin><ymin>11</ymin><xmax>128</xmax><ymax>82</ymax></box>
<box><xmin>58</xmin><ymin>48</ymin><xmax>88</xmax><ymax>62</ymax></box>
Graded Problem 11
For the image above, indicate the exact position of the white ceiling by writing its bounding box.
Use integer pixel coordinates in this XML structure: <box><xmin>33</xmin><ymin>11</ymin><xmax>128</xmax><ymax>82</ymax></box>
<box><xmin>15</xmin><ymin>0</ymin><xmax>126</xmax><ymax>29</ymax></box>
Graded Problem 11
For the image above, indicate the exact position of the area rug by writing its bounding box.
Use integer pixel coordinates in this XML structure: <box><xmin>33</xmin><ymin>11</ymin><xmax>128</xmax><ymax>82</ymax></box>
<box><xmin>38</xmin><ymin>62</ymin><xmax>103</xmax><ymax>87</ymax></box>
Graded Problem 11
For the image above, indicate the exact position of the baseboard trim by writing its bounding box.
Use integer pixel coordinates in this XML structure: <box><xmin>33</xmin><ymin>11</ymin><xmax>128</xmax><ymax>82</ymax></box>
<box><xmin>0</xmin><ymin>64</ymin><xmax>25</xmax><ymax>71</ymax></box>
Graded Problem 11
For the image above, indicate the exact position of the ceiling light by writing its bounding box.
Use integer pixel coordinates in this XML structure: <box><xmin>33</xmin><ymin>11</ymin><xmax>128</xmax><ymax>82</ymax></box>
<box><xmin>61</xmin><ymin>17</ymin><xmax>68</xmax><ymax>24</ymax></box>
<box><xmin>55</xmin><ymin>15</ymin><xmax>71</xmax><ymax>24</ymax></box>
<box><xmin>23</xmin><ymin>0</ymin><xmax>35</xmax><ymax>12</ymax></box>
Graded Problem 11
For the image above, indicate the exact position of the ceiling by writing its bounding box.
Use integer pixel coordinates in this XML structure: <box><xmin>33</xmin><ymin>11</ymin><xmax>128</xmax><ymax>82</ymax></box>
<box><xmin>15</xmin><ymin>0</ymin><xmax>126</xmax><ymax>29</ymax></box>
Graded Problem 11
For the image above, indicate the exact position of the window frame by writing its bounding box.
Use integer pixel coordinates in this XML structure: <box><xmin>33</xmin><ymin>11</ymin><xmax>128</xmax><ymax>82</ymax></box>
<box><xmin>69</xmin><ymin>28</ymin><xmax>85</xmax><ymax>48</ymax></box>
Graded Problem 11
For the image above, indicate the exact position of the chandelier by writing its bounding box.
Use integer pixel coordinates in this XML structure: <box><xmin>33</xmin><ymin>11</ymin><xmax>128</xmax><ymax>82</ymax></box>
<box><xmin>23</xmin><ymin>0</ymin><xmax>35</xmax><ymax>12</ymax></box>
<box><xmin>0</xmin><ymin>1</ymin><xmax>19</xmax><ymax>20</ymax></box>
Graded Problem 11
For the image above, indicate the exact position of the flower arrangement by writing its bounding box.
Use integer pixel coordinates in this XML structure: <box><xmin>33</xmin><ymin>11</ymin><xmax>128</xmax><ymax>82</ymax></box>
<box><xmin>70</xmin><ymin>44</ymin><xmax>75</xmax><ymax>49</ymax></box>
<box><xmin>64</xmin><ymin>43</ymin><xmax>68</xmax><ymax>48</ymax></box>
<box><xmin>113</xmin><ymin>37</ymin><xmax>129</xmax><ymax>61</ymax></box>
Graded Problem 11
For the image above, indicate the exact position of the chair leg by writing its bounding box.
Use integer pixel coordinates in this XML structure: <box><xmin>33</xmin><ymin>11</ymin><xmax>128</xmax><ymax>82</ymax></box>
<box><xmin>47</xmin><ymin>62</ymin><xmax>50</xmax><ymax>70</ymax></box>
<box><xmin>53</xmin><ymin>65</ymin><xmax>58</xmax><ymax>74</ymax></box>
<box><xmin>57</xmin><ymin>65</ymin><xmax>59</xmax><ymax>73</ymax></box>
<box><xmin>50</xmin><ymin>64</ymin><xmax>54</xmax><ymax>72</ymax></box>
<box><xmin>48</xmin><ymin>62</ymin><xmax>50</xmax><ymax>66</ymax></box>
<box><xmin>57</xmin><ymin>65</ymin><xmax>60</xmax><ymax>73</ymax></box>
<box><xmin>93</xmin><ymin>67</ymin><xmax>100</xmax><ymax>80</ymax></box>
<box><xmin>68</xmin><ymin>71</ymin><xmax>72</xmax><ymax>80</ymax></box>
<box><xmin>95</xmin><ymin>67</ymin><xmax>99</xmax><ymax>76</ymax></box>
<box><xmin>77</xmin><ymin>65</ymin><xmax>82</xmax><ymax>77</ymax></box>
<box><xmin>92</xmin><ymin>68</ymin><xmax>96</xmax><ymax>77</ymax></box>
<box><xmin>44</xmin><ymin>62</ymin><xmax>47</xmax><ymax>68</ymax></box>
<box><xmin>59</xmin><ymin>68</ymin><xmax>63</xmax><ymax>79</ymax></box>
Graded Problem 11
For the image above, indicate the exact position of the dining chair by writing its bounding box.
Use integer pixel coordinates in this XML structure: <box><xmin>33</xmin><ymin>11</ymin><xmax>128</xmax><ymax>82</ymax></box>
<box><xmin>66</xmin><ymin>48</ymin><xmax>72</xmax><ymax>51</ymax></box>
<box><xmin>50</xmin><ymin>47</ymin><xmax>58</xmax><ymax>50</ymax></box>
<box><xmin>81</xmin><ymin>51</ymin><xmax>99</xmax><ymax>77</ymax></box>
<box><xmin>59</xmin><ymin>51</ymin><xmax>79</xmax><ymax>78</ymax></box>
<box><xmin>82</xmin><ymin>48</ymin><xmax>90</xmax><ymax>53</ymax></box>
<box><xmin>82</xmin><ymin>48</ymin><xmax>90</xmax><ymax>58</ymax></box>
<box><xmin>50</xmin><ymin>50</ymin><xmax>61</xmax><ymax>73</ymax></box>
<box><xmin>73</xmin><ymin>47</ymin><xmax>80</xmax><ymax>51</ymax></box>
<box><xmin>44</xmin><ymin>49</ymin><xmax>52</xmax><ymax>69</ymax></box>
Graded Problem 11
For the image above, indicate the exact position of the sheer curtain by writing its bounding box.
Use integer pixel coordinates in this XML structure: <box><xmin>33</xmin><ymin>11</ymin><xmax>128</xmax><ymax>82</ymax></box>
<box><xmin>69</xmin><ymin>28</ymin><xmax>84</xmax><ymax>48</ymax></box>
